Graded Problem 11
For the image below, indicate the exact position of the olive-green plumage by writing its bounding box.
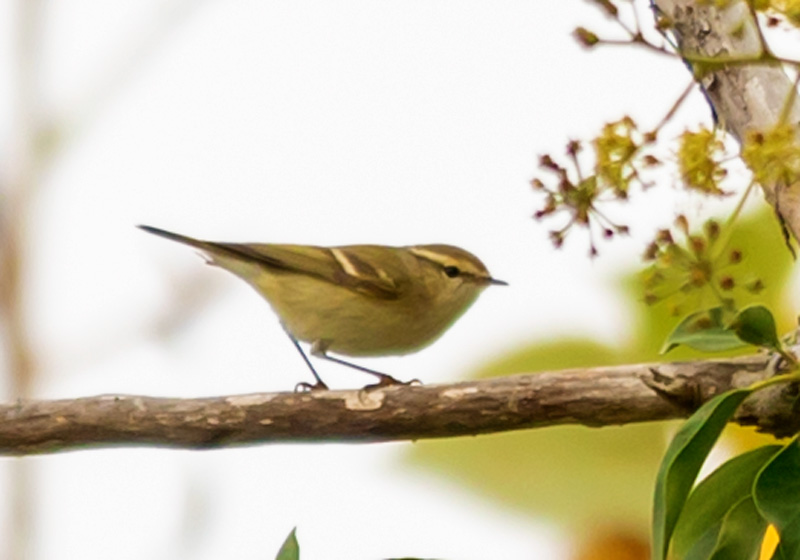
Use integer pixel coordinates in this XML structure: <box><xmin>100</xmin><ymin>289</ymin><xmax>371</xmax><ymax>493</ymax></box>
<box><xmin>139</xmin><ymin>225</ymin><xmax>505</xmax><ymax>386</ymax></box>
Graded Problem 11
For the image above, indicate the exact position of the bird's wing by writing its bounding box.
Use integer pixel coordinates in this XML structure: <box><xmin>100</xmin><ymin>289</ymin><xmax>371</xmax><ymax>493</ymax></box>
<box><xmin>212</xmin><ymin>243</ymin><xmax>404</xmax><ymax>300</ymax></box>
<box><xmin>137</xmin><ymin>226</ymin><xmax>404</xmax><ymax>300</ymax></box>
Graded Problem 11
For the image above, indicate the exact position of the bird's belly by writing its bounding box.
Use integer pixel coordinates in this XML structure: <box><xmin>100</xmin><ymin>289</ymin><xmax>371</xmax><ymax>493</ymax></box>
<box><xmin>257</xmin><ymin>276</ymin><xmax>440</xmax><ymax>356</ymax></box>
<box><xmin>286</xmin><ymin>297</ymin><xmax>437</xmax><ymax>357</ymax></box>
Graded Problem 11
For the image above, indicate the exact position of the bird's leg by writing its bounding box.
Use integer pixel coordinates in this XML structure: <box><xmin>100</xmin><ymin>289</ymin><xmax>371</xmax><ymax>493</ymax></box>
<box><xmin>310</xmin><ymin>340</ymin><xmax>419</xmax><ymax>389</ymax></box>
<box><xmin>283</xmin><ymin>328</ymin><xmax>329</xmax><ymax>391</ymax></box>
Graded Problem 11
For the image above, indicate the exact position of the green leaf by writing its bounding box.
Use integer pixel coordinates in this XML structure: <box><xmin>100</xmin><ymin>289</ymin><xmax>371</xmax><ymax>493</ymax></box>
<box><xmin>729</xmin><ymin>305</ymin><xmax>782</xmax><ymax>352</ymax></box>
<box><xmin>662</xmin><ymin>305</ymin><xmax>784</xmax><ymax>355</ymax></box>
<box><xmin>651</xmin><ymin>388</ymin><xmax>752</xmax><ymax>560</ymax></box>
<box><xmin>707</xmin><ymin>496</ymin><xmax>768</xmax><ymax>560</ymax></box>
<box><xmin>671</xmin><ymin>445</ymin><xmax>781</xmax><ymax>560</ymax></box>
<box><xmin>754</xmin><ymin>437</ymin><xmax>800</xmax><ymax>559</ymax></box>
<box><xmin>662</xmin><ymin>307</ymin><xmax>746</xmax><ymax>354</ymax></box>
<box><xmin>275</xmin><ymin>527</ymin><xmax>300</xmax><ymax>560</ymax></box>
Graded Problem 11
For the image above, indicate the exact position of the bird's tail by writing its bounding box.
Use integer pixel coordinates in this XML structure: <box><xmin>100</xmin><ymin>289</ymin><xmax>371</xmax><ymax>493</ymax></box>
<box><xmin>137</xmin><ymin>225</ymin><xmax>278</xmax><ymax>270</ymax></box>
<box><xmin>137</xmin><ymin>224</ymin><xmax>225</xmax><ymax>253</ymax></box>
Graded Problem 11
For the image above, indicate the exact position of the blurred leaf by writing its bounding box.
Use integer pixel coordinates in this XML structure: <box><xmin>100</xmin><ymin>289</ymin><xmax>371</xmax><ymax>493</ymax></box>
<box><xmin>652</xmin><ymin>389</ymin><xmax>752</xmax><ymax>560</ymax></box>
<box><xmin>754</xmin><ymin>437</ymin><xmax>800</xmax><ymax>559</ymax></box>
<box><xmin>671</xmin><ymin>445</ymin><xmax>780</xmax><ymax>560</ymax></box>
<box><xmin>729</xmin><ymin>305</ymin><xmax>782</xmax><ymax>352</ymax></box>
<box><xmin>409</xmin><ymin>340</ymin><xmax>667</xmax><ymax>528</ymax></box>
<box><xmin>275</xmin><ymin>527</ymin><xmax>299</xmax><ymax>560</ymax></box>
<box><xmin>410</xmin><ymin>422</ymin><xmax>667</xmax><ymax>528</ymax></box>
<box><xmin>662</xmin><ymin>307</ymin><xmax>746</xmax><ymax>354</ymax></box>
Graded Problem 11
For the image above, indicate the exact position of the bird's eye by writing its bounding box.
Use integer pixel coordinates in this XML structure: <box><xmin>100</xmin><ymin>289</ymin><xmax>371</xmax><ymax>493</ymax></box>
<box><xmin>443</xmin><ymin>266</ymin><xmax>461</xmax><ymax>278</ymax></box>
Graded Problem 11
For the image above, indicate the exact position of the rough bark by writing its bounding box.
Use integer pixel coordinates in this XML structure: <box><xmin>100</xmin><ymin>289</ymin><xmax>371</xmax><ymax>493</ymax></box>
<box><xmin>655</xmin><ymin>0</ymin><xmax>800</xmax><ymax>242</ymax></box>
<box><xmin>1</xmin><ymin>353</ymin><xmax>797</xmax><ymax>455</ymax></box>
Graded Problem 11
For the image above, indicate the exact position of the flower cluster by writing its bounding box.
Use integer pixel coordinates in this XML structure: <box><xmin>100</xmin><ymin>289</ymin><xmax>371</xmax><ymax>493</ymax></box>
<box><xmin>677</xmin><ymin>127</ymin><xmax>729</xmax><ymax>195</ymax></box>
<box><xmin>642</xmin><ymin>216</ymin><xmax>763</xmax><ymax>314</ymax></box>
<box><xmin>741</xmin><ymin>123</ymin><xmax>800</xmax><ymax>188</ymax></box>
<box><xmin>532</xmin><ymin>118</ymin><xmax>657</xmax><ymax>255</ymax></box>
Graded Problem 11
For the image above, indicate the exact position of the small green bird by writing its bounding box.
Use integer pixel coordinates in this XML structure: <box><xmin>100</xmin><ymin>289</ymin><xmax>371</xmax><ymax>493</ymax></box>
<box><xmin>139</xmin><ymin>225</ymin><xmax>505</xmax><ymax>390</ymax></box>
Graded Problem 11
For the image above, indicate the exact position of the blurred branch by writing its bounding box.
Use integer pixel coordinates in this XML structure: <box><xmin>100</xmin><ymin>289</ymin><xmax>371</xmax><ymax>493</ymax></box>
<box><xmin>653</xmin><ymin>0</ymin><xmax>800</xmax><ymax>243</ymax></box>
<box><xmin>0</xmin><ymin>0</ymin><xmax>43</xmax><ymax>558</ymax></box>
<box><xmin>2</xmin><ymin>0</ymin><xmax>41</xmax><ymax>399</ymax></box>
<box><xmin>0</xmin><ymin>353</ymin><xmax>796</xmax><ymax>456</ymax></box>
<box><xmin>0</xmin><ymin>3</ymin><xmax>207</xmax><ymax>555</ymax></box>
<box><xmin>0</xmin><ymin>1</ymin><xmax>45</xmax><ymax>557</ymax></box>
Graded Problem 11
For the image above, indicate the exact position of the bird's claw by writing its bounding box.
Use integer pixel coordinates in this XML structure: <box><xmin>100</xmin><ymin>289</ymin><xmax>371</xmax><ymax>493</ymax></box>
<box><xmin>294</xmin><ymin>380</ymin><xmax>329</xmax><ymax>392</ymax></box>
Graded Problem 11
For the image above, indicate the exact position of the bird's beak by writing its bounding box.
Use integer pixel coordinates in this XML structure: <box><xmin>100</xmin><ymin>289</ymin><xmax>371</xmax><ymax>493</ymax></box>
<box><xmin>487</xmin><ymin>277</ymin><xmax>508</xmax><ymax>286</ymax></box>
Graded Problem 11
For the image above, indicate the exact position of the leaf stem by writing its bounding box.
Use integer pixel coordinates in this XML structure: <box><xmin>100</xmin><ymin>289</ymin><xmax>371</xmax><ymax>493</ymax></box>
<box><xmin>748</xmin><ymin>368</ymin><xmax>800</xmax><ymax>393</ymax></box>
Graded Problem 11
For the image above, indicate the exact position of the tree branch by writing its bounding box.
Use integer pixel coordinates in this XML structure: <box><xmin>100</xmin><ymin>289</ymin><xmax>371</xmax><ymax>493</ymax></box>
<box><xmin>654</xmin><ymin>0</ymin><xmax>800</xmax><ymax>243</ymax></box>
<box><xmin>1</xmin><ymin>353</ymin><xmax>796</xmax><ymax>456</ymax></box>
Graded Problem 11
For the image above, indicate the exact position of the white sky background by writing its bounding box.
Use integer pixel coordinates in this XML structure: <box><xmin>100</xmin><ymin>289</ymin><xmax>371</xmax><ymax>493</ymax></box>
<box><xmin>0</xmin><ymin>1</ymin><xmax>732</xmax><ymax>559</ymax></box>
